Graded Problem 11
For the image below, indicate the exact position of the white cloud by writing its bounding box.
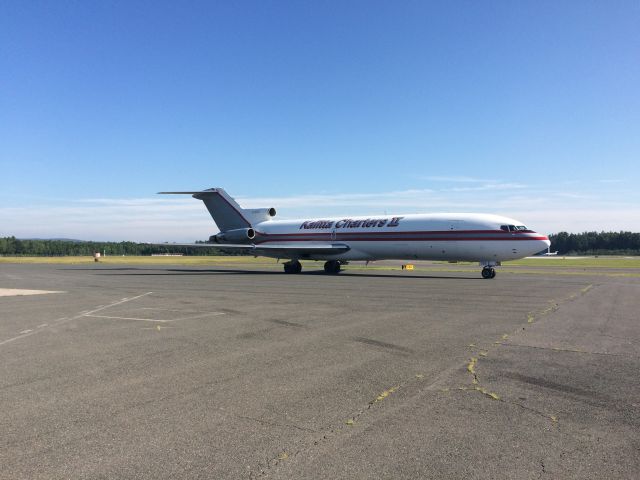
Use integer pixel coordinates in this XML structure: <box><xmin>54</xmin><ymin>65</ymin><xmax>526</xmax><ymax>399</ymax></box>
<box><xmin>237</xmin><ymin>189</ymin><xmax>436</xmax><ymax>209</ymax></box>
<box><xmin>552</xmin><ymin>192</ymin><xmax>594</xmax><ymax>200</ymax></box>
<box><xmin>447</xmin><ymin>183</ymin><xmax>527</xmax><ymax>192</ymax></box>
<box><xmin>1</xmin><ymin>184</ymin><xmax>639</xmax><ymax>242</ymax></box>
<box><xmin>508</xmin><ymin>208</ymin><xmax>640</xmax><ymax>234</ymax></box>
<box><xmin>421</xmin><ymin>175</ymin><xmax>498</xmax><ymax>183</ymax></box>
<box><xmin>0</xmin><ymin>200</ymin><xmax>211</xmax><ymax>242</ymax></box>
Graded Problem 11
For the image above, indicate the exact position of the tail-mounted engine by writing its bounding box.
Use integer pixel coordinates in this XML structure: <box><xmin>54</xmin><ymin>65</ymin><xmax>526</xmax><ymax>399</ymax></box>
<box><xmin>243</xmin><ymin>207</ymin><xmax>276</xmax><ymax>225</ymax></box>
<box><xmin>210</xmin><ymin>228</ymin><xmax>256</xmax><ymax>244</ymax></box>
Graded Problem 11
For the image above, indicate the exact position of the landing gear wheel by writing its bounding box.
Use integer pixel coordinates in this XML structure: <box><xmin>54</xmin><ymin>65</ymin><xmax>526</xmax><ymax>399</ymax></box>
<box><xmin>324</xmin><ymin>260</ymin><xmax>341</xmax><ymax>274</ymax></box>
<box><xmin>481</xmin><ymin>266</ymin><xmax>496</xmax><ymax>279</ymax></box>
<box><xmin>284</xmin><ymin>260</ymin><xmax>302</xmax><ymax>274</ymax></box>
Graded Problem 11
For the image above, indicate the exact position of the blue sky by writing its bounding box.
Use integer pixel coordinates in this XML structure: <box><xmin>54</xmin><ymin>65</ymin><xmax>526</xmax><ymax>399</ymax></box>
<box><xmin>1</xmin><ymin>1</ymin><xmax>639</xmax><ymax>241</ymax></box>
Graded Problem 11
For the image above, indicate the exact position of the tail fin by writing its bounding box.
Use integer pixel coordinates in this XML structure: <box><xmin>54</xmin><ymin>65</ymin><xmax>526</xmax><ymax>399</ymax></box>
<box><xmin>159</xmin><ymin>188</ymin><xmax>252</xmax><ymax>232</ymax></box>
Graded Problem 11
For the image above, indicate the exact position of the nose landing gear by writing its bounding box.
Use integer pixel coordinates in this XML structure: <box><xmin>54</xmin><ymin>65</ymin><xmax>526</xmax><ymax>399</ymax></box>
<box><xmin>481</xmin><ymin>266</ymin><xmax>496</xmax><ymax>279</ymax></box>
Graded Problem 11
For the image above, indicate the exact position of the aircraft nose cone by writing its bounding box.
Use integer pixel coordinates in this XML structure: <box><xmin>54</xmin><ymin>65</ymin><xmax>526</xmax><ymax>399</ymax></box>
<box><xmin>540</xmin><ymin>236</ymin><xmax>551</xmax><ymax>250</ymax></box>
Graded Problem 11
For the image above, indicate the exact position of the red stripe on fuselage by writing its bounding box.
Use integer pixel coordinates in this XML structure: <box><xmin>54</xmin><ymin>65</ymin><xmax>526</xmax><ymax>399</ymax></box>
<box><xmin>259</xmin><ymin>229</ymin><xmax>536</xmax><ymax>237</ymax></box>
<box><xmin>253</xmin><ymin>233</ymin><xmax>548</xmax><ymax>244</ymax></box>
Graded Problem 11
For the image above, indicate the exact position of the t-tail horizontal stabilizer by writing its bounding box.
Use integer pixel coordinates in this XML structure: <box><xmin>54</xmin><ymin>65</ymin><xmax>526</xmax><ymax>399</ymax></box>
<box><xmin>159</xmin><ymin>188</ymin><xmax>251</xmax><ymax>232</ymax></box>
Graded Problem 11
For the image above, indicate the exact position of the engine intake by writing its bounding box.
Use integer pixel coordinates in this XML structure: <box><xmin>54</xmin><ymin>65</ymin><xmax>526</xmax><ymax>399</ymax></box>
<box><xmin>210</xmin><ymin>228</ymin><xmax>256</xmax><ymax>244</ymax></box>
<box><xmin>243</xmin><ymin>207</ymin><xmax>276</xmax><ymax>224</ymax></box>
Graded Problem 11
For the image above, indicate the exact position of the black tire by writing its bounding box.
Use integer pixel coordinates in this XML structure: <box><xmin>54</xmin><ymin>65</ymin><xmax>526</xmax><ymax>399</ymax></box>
<box><xmin>490</xmin><ymin>268</ymin><xmax>496</xmax><ymax>278</ymax></box>
<box><xmin>481</xmin><ymin>267</ymin><xmax>493</xmax><ymax>279</ymax></box>
<box><xmin>324</xmin><ymin>260</ymin><xmax>341</xmax><ymax>274</ymax></box>
<box><xmin>284</xmin><ymin>260</ymin><xmax>302</xmax><ymax>274</ymax></box>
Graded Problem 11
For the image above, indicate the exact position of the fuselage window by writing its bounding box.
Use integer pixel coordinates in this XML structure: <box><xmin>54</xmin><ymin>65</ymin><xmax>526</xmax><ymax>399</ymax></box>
<box><xmin>500</xmin><ymin>225</ymin><xmax>509</xmax><ymax>232</ymax></box>
<box><xmin>515</xmin><ymin>226</ymin><xmax>527</xmax><ymax>231</ymax></box>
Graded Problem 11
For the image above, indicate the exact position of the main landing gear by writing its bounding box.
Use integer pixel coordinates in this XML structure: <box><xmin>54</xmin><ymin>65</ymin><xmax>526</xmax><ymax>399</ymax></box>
<box><xmin>282</xmin><ymin>260</ymin><xmax>342</xmax><ymax>274</ymax></box>
<box><xmin>481</xmin><ymin>266</ymin><xmax>496</xmax><ymax>279</ymax></box>
<box><xmin>283</xmin><ymin>260</ymin><xmax>302</xmax><ymax>274</ymax></box>
<box><xmin>323</xmin><ymin>260</ymin><xmax>341</xmax><ymax>274</ymax></box>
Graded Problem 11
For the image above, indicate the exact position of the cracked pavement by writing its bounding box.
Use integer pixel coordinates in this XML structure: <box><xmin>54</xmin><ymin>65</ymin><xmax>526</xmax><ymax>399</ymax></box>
<box><xmin>1</xmin><ymin>263</ymin><xmax>639</xmax><ymax>479</ymax></box>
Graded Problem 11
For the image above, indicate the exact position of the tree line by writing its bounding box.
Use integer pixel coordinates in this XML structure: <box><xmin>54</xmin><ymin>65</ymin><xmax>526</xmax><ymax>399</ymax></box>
<box><xmin>0</xmin><ymin>237</ymin><xmax>227</xmax><ymax>256</ymax></box>
<box><xmin>1</xmin><ymin>231</ymin><xmax>639</xmax><ymax>256</ymax></box>
<box><xmin>548</xmin><ymin>231</ymin><xmax>640</xmax><ymax>255</ymax></box>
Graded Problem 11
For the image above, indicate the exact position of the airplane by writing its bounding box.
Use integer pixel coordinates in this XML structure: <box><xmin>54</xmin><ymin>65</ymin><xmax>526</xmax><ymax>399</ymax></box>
<box><xmin>158</xmin><ymin>188</ymin><xmax>551</xmax><ymax>279</ymax></box>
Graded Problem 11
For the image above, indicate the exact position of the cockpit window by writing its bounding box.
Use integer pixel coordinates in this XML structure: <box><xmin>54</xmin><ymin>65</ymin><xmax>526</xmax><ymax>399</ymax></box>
<box><xmin>500</xmin><ymin>225</ymin><xmax>527</xmax><ymax>232</ymax></box>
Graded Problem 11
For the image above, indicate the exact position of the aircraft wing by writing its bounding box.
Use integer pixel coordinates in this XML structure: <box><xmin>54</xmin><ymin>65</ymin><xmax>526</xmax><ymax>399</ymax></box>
<box><xmin>149</xmin><ymin>242</ymin><xmax>350</xmax><ymax>256</ymax></box>
<box><xmin>150</xmin><ymin>242</ymin><xmax>252</xmax><ymax>249</ymax></box>
<box><xmin>254</xmin><ymin>243</ymin><xmax>350</xmax><ymax>255</ymax></box>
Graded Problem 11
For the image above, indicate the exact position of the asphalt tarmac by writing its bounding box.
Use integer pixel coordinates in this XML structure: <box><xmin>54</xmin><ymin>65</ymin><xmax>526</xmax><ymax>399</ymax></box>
<box><xmin>1</xmin><ymin>262</ymin><xmax>639</xmax><ymax>479</ymax></box>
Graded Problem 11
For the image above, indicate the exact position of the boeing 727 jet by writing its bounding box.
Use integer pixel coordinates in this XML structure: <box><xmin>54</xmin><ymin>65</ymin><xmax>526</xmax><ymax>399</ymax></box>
<box><xmin>159</xmin><ymin>188</ymin><xmax>551</xmax><ymax>279</ymax></box>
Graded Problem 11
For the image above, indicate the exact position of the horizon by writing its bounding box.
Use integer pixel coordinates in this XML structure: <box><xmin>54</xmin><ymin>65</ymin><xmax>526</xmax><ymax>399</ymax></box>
<box><xmin>3</xmin><ymin>182</ymin><xmax>640</xmax><ymax>243</ymax></box>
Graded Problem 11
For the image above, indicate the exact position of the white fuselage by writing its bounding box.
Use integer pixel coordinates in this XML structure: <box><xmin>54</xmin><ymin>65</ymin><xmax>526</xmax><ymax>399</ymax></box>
<box><xmin>252</xmin><ymin>213</ymin><xmax>550</xmax><ymax>263</ymax></box>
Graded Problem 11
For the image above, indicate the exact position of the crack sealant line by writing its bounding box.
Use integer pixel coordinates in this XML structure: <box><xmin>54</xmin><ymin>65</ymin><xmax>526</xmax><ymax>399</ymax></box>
<box><xmin>249</xmin><ymin>370</ymin><xmax>432</xmax><ymax>478</ymax></box>
<box><xmin>0</xmin><ymin>292</ymin><xmax>153</xmax><ymax>347</ymax></box>
<box><xmin>250</xmin><ymin>286</ymin><xmax>599</xmax><ymax>478</ymax></box>
<box><xmin>459</xmin><ymin>364</ymin><xmax>558</xmax><ymax>422</ymax></box>
<box><xmin>459</xmin><ymin>383</ymin><xmax>559</xmax><ymax>423</ymax></box>
<box><xmin>234</xmin><ymin>414</ymin><xmax>317</xmax><ymax>434</ymax></box>
<box><xmin>503</xmin><ymin>342</ymin><xmax>632</xmax><ymax>357</ymax></box>
<box><xmin>485</xmin><ymin>283</ymin><xmax>595</xmax><ymax>350</ymax></box>
<box><xmin>457</xmin><ymin>285</ymin><xmax>597</xmax><ymax>422</ymax></box>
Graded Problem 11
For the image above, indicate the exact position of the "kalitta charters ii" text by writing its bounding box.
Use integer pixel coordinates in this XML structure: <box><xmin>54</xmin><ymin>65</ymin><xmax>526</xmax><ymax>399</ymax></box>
<box><xmin>299</xmin><ymin>217</ymin><xmax>403</xmax><ymax>229</ymax></box>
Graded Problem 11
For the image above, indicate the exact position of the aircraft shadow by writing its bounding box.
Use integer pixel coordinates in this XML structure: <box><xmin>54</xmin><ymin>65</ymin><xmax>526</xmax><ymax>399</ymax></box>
<box><xmin>62</xmin><ymin>267</ymin><xmax>480</xmax><ymax>280</ymax></box>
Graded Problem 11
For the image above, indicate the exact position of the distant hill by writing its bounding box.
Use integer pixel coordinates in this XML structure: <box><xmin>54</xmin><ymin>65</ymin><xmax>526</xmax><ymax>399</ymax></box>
<box><xmin>22</xmin><ymin>238</ymin><xmax>88</xmax><ymax>242</ymax></box>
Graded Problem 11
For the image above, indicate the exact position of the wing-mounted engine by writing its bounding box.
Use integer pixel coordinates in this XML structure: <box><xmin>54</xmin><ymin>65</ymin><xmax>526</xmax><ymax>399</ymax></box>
<box><xmin>242</xmin><ymin>208</ymin><xmax>276</xmax><ymax>225</ymax></box>
<box><xmin>210</xmin><ymin>228</ymin><xmax>256</xmax><ymax>244</ymax></box>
